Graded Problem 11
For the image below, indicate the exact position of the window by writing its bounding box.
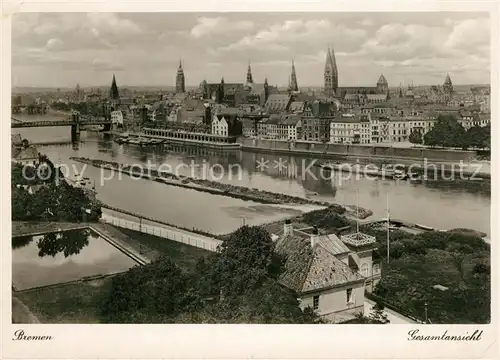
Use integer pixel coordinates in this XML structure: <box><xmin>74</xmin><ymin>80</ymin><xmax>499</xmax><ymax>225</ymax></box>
<box><xmin>373</xmin><ymin>263</ymin><xmax>380</xmax><ymax>274</ymax></box>
<box><xmin>361</xmin><ymin>263</ymin><xmax>369</xmax><ymax>277</ymax></box>
<box><xmin>313</xmin><ymin>295</ymin><xmax>319</xmax><ymax>310</ymax></box>
<box><xmin>346</xmin><ymin>288</ymin><xmax>354</xmax><ymax>304</ymax></box>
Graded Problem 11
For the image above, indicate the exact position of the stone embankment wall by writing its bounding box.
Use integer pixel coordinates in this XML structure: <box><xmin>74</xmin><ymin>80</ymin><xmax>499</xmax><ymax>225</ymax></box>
<box><xmin>239</xmin><ymin>138</ymin><xmax>476</xmax><ymax>163</ymax></box>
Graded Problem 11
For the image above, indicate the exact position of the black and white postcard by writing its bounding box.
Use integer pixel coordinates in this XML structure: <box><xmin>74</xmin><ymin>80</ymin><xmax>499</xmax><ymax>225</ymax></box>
<box><xmin>2</xmin><ymin>1</ymin><xmax>498</xmax><ymax>359</ymax></box>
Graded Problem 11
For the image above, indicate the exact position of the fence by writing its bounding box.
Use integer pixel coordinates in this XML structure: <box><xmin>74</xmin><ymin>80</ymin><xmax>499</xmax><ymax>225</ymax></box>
<box><xmin>101</xmin><ymin>213</ymin><xmax>221</xmax><ymax>253</ymax></box>
<box><xmin>365</xmin><ymin>291</ymin><xmax>424</xmax><ymax>324</ymax></box>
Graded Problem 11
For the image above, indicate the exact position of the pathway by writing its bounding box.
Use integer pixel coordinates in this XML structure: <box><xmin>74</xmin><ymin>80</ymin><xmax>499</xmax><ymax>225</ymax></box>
<box><xmin>101</xmin><ymin>212</ymin><xmax>222</xmax><ymax>252</ymax></box>
<box><xmin>364</xmin><ymin>298</ymin><xmax>418</xmax><ymax>324</ymax></box>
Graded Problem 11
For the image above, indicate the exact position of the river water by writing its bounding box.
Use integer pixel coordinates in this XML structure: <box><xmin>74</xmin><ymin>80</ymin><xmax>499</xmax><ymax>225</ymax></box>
<box><xmin>13</xmin><ymin>115</ymin><xmax>491</xmax><ymax>236</ymax></box>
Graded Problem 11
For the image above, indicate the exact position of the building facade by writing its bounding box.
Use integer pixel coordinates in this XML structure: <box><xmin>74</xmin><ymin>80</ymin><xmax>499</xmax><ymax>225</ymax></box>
<box><xmin>330</xmin><ymin>114</ymin><xmax>371</xmax><ymax>144</ymax></box>
<box><xmin>300</xmin><ymin>116</ymin><xmax>331</xmax><ymax>142</ymax></box>
<box><xmin>211</xmin><ymin>114</ymin><xmax>228</xmax><ymax>136</ymax></box>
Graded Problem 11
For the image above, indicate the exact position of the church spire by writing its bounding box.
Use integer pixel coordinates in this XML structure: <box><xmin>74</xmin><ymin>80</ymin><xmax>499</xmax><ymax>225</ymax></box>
<box><xmin>289</xmin><ymin>59</ymin><xmax>298</xmax><ymax>92</ymax></box>
<box><xmin>175</xmin><ymin>59</ymin><xmax>185</xmax><ymax>93</ymax></box>
<box><xmin>324</xmin><ymin>45</ymin><xmax>338</xmax><ymax>96</ymax></box>
<box><xmin>245</xmin><ymin>61</ymin><xmax>254</xmax><ymax>87</ymax></box>
<box><xmin>109</xmin><ymin>73</ymin><xmax>119</xmax><ymax>99</ymax></box>
<box><xmin>443</xmin><ymin>72</ymin><xmax>453</xmax><ymax>94</ymax></box>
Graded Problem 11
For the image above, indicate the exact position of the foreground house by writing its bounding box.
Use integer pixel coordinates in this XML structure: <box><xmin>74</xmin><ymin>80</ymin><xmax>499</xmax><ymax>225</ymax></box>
<box><xmin>273</xmin><ymin>220</ymin><xmax>379</xmax><ymax>323</ymax></box>
<box><xmin>12</xmin><ymin>146</ymin><xmax>39</xmax><ymax>166</ymax></box>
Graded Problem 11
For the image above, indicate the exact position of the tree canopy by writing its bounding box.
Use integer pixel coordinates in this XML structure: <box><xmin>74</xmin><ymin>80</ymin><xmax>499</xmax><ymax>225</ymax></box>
<box><xmin>100</xmin><ymin>225</ymin><xmax>317</xmax><ymax>324</ymax></box>
<box><xmin>362</xmin><ymin>225</ymin><xmax>491</xmax><ymax>324</ymax></box>
<box><xmin>423</xmin><ymin>114</ymin><xmax>466</xmax><ymax>148</ymax></box>
<box><xmin>422</xmin><ymin>114</ymin><xmax>490</xmax><ymax>149</ymax></box>
<box><xmin>409</xmin><ymin>130</ymin><xmax>423</xmax><ymax>145</ymax></box>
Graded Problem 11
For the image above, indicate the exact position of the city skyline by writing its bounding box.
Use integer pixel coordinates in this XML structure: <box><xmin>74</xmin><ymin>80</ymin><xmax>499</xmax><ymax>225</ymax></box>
<box><xmin>12</xmin><ymin>12</ymin><xmax>490</xmax><ymax>88</ymax></box>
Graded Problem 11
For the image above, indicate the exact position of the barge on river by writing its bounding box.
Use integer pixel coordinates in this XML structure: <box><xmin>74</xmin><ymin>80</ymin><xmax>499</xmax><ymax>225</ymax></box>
<box><xmin>319</xmin><ymin>162</ymin><xmax>420</xmax><ymax>181</ymax></box>
<box><xmin>140</xmin><ymin>128</ymin><xmax>241</xmax><ymax>150</ymax></box>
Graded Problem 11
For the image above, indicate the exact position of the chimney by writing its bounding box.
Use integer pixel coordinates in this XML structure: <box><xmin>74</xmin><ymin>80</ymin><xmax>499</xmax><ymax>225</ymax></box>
<box><xmin>311</xmin><ymin>227</ymin><xmax>319</xmax><ymax>248</ymax></box>
<box><xmin>283</xmin><ymin>219</ymin><xmax>293</xmax><ymax>236</ymax></box>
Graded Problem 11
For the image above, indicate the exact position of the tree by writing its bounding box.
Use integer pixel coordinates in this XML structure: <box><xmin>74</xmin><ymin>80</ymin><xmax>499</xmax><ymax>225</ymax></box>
<box><xmin>369</xmin><ymin>302</ymin><xmax>390</xmax><ymax>324</ymax></box>
<box><xmin>423</xmin><ymin>114</ymin><xmax>466</xmax><ymax>148</ymax></box>
<box><xmin>463</xmin><ymin>125</ymin><xmax>489</xmax><ymax>149</ymax></box>
<box><xmin>211</xmin><ymin>225</ymin><xmax>283</xmax><ymax>297</ymax></box>
<box><xmin>101</xmin><ymin>256</ymin><xmax>193</xmax><ymax>323</ymax></box>
<box><xmin>21</xmin><ymin>138</ymin><xmax>30</xmax><ymax>148</ymax></box>
<box><xmin>409</xmin><ymin>130</ymin><xmax>423</xmax><ymax>145</ymax></box>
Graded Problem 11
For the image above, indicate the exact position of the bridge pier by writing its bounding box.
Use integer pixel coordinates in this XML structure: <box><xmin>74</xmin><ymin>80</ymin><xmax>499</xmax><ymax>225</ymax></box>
<box><xmin>71</xmin><ymin>123</ymin><xmax>80</xmax><ymax>142</ymax></box>
<box><xmin>71</xmin><ymin>113</ymin><xmax>80</xmax><ymax>142</ymax></box>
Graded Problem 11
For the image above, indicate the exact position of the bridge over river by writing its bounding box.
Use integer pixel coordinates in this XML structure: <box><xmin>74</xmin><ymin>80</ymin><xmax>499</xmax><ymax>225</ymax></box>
<box><xmin>11</xmin><ymin>113</ymin><xmax>112</xmax><ymax>142</ymax></box>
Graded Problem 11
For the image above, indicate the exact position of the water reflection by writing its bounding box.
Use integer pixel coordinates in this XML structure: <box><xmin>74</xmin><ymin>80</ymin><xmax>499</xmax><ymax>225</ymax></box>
<box><xmin>12</xmin><ymin>228</ymin><xmax>138</xmax><ymax>290</ymax></box>
<box><xmin>12</xmin><ymin>235</ymin><xmax>33</xmax><ymax>249</ymax></box>
<box><xmin>37</xmin><ymin>229</ymin><xmax>90</xmax><ymax>257</ymax></box>
<box><xmin>12</xmin><ymin>229</ymin><xmax>90</xmax><ymax>258</ymax></box>
<box><xmin>17</xmin><ymin>126</ymin><xmax>491</xmax><ymax>235</ymax></box>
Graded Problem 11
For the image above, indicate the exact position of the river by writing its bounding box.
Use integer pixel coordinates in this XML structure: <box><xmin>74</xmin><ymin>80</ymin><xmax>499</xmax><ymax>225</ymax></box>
<box><xmin>13</xmin><ymin>115</ymin><xmax>491</xmax><ymax>236</ymax></box>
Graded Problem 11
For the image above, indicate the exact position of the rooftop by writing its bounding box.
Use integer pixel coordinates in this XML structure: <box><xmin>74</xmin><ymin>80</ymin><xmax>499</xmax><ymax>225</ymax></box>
<box><xmin>340</xmin><ymin>232</ymin><xmax>376</xmax><ymax>247</ymax></box>
<box><xmin>275</xmin><ymin>229</ymin><xmax>364</xmax><ymax>294</ymax></box>
<box><xmin>13</xmin><ymin>146</ymin><xmax>39</xmax><ymax>161</ymax></box>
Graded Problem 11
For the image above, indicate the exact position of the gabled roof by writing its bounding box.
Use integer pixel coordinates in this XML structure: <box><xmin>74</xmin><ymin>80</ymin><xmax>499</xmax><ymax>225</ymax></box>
<box><xmin>13</xmin><ymin>146</ymin><xmax>38</xmax><ymax>161</ymax></box>
<box><xmin>280</xmin><ymin>114</ymin><xmax>301</xmax><ymax>125</ymax></box>
<box><xmin>241</xmin><ymin>118</ymin><xmax>256</xmax><ymax>128</ymax></box>
<box><xmin>275</xmin><ymin>231</ymin><xmax>364</xmax><ymax>294</ymax></box>
<box><xmin>267</xmin><ymin>114</ymin><xmax>282</xmax><ymax>125</ymax></box>
<box><xmin>289</xmin><ymin>101</ymin><xmax>305</xmax><ymax>112</ymax></box>
<box><xmin>216</xmin><ymin>107</ymin><xmax>240</xmax><ymax>116</ymax></box>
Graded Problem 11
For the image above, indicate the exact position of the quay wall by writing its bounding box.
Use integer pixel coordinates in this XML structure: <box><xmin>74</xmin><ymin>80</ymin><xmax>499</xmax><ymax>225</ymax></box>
<box><xmin>239</xmin><ymin>138</ymin><xmax>476</xmax><ymax>163</ymax></box>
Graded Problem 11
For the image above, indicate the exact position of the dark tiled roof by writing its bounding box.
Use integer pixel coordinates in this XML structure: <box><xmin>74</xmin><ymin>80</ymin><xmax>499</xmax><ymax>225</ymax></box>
<box><xmin>289</xmin><ymin>101</ymin><xmax>305</xmax><ymax>112</ymax></box>
<box><xmin>267</xmin><ymin>114</ymin><xmax>282</xmax><ymax>125</ymax></box>
<box><xmin>301</xmin><ymin>246</ymin><xmax>363</xmax><ymax>293</ymax></box>
<box><xmin>14</xmin><ymin>146</ymin><xmax>38</xmax><ymax>161</ymax></box>
<box><xmin>281</xmin><ymin>114</ymin><xmax>301</xmax><ymax>125</ymax></box>
<box><xmin>275</xmin><ymin>231</ymin><xmax>364</xmax><ymax>294</ymax></box>
<box><xmin>217</xmin><ymin>107</ymin><xmax>240</xmax><ymax>116</ymax></box>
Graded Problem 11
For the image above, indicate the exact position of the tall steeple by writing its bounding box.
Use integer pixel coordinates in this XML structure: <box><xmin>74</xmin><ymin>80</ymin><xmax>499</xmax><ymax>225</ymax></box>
<box><xmin>289</xmin><ymin>59</ymin><xmax>298</xmax><ymax>92</ymax></box>
<box><xmin>443</xmin><ymin>73</ymin><xmax>453</xmax><ymax>94</ymax></box>
<box><xmin>109</xmin><ymin>73</ymin><xmax>119</xmax><ymax>100</ymax></box>
<box><xmin>324</xmin><ymin>46</ymin><xmax>338</xmax><ymax>97</ymax></box>
<box><xmin>245</xmin><ymin>61</ymin><xmax>254</xmax><ymax>87</ymax></box>
<box><xmin>218</xmin><ymin>77</ymin><xmax>225</xmax><ymax>104</ymax></box>
<box><xmin>176</xmin><ymin>59</ymin><xmax>186</xmax><ymax>93</ymax></box>
<box><xmin>264</xmin><ymin>77</ymin><xmax>269</xmax><ymax>102</ymax></box>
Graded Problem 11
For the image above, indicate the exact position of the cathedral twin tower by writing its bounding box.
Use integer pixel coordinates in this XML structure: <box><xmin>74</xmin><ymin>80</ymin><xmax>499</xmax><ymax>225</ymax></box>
<box><xmin>324</xmin><ymin>46</ymin><xmax>339</xmax><ymax>97</ymax></box>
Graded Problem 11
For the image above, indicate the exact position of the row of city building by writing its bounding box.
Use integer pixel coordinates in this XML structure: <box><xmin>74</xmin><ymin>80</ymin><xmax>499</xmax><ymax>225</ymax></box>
<box><xmin>211</xmin><ymin>103</ymin><xmax>490</xmax><ymax>145</ymax></box>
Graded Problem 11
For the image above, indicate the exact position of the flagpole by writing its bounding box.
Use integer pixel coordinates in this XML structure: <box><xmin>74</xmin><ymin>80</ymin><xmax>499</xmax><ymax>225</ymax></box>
<box><xmin>386</xmin><ymin>193</ymin><xmax>390</xmax><ymax>263</ymax></box>
<box><xmin>356</xmin><ymin>188</ymin><xmax>360</xmax><ymax>234</ymax></box>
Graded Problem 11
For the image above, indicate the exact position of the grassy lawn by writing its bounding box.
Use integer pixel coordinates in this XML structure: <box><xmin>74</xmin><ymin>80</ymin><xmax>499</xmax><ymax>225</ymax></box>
<box><xmin>15</xmin><ymin>278</ymin><xmax>113</xmax><ymax>324</ymax></box>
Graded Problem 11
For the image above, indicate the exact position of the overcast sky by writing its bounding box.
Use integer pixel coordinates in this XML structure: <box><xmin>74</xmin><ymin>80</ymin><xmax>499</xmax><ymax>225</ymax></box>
<box><xmin>12</xmin><ymin>12</ymin><xmax>490</xmax><ymax>88</ymax></box>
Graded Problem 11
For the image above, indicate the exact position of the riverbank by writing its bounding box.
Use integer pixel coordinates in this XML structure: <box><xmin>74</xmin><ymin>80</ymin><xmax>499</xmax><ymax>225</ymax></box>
<box><xmin>70</xmin><ymin>157</ymin><xmax>372</xmax><ymax>219</ymax></box>
<box><xmin>243</xmin><ymin>144</ymin><xmax>490</xmax><ymax>178</ymax></box>
<box><xmin>240</xmin><ymin>138</ymin><xmax>478</xmax><ymax>163</ymax></box>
